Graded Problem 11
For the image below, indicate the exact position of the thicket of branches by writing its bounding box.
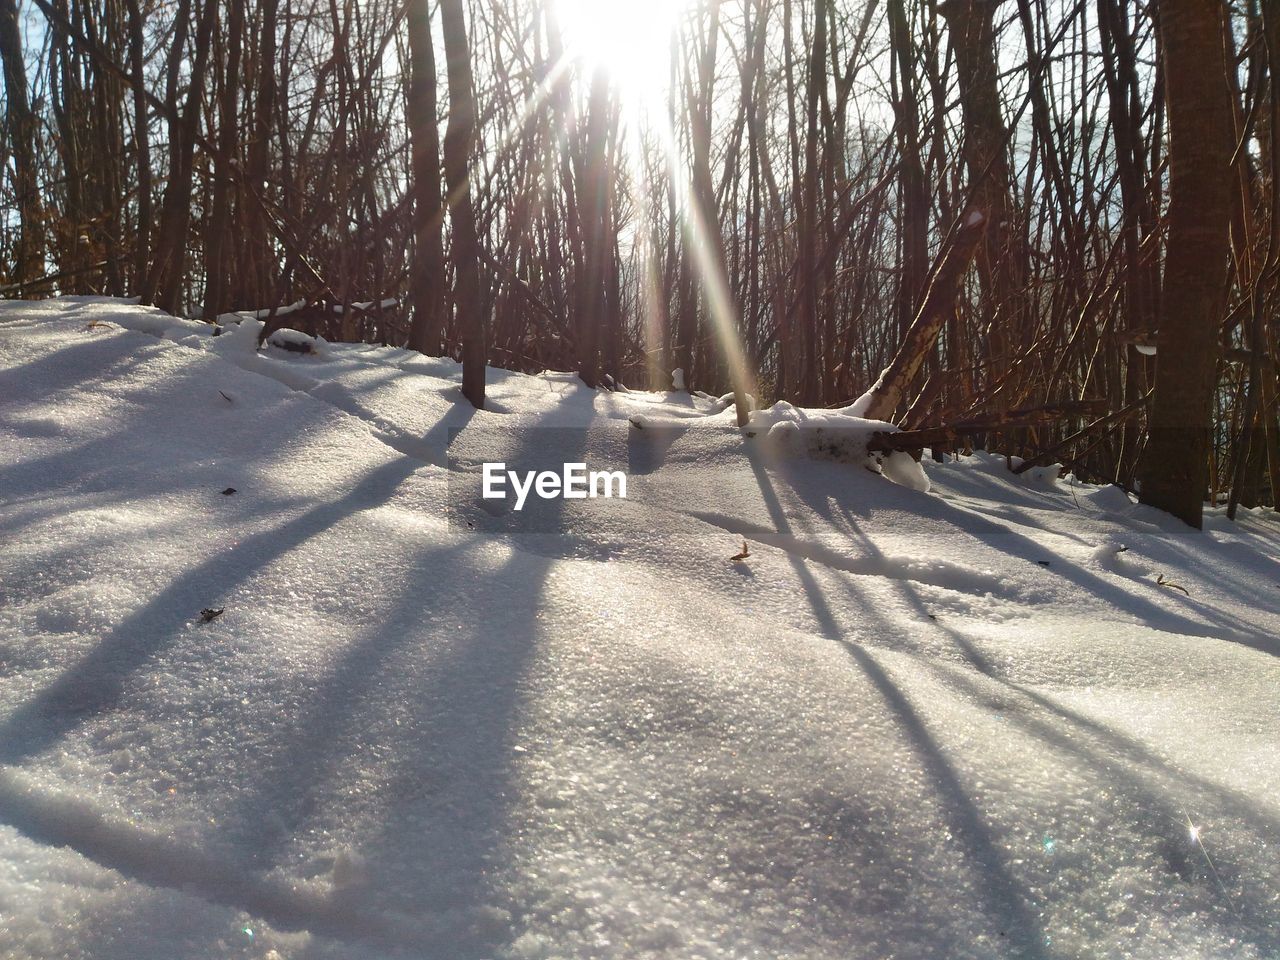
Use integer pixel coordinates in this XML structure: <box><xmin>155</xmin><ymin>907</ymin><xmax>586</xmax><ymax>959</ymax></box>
<box><xmin>1</xmin><ymin>0</ymin><xmax>1276</xmax><ymax>524</ymax></box>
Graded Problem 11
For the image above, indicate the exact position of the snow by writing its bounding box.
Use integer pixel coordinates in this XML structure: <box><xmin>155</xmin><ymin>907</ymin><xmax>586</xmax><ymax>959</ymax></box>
<box><xmin>263</xmin><ymin>327</ymin><xmax>326</xmax><ymax>357</ymax></box>
<box><xmin>2</xmin><ymin>297</ymin><xmax>1279</xmax><ymax>959</ymax></box>
<box><xmin>841</xmin><ymin>390</ymin><xmax>874</xmax><ymax>418</ymax></box>
<box><xmin>880</xmin><ymin>450</ymin><xmax>932</xmax><ymax>492</ymax></box>
<box><xmin>714</xmin><ymin>391</ymin><xmax>755</xmax><ymax>412</ymax></box>
<box><xmin>744</xmin><ymin>401</ymin><xmax>930</xmax><ymax>492</ymax></box>
<box><xmin>219</xmin><ymin>300</ymin><xmax>308</xmax><ymax>323</ymax></box>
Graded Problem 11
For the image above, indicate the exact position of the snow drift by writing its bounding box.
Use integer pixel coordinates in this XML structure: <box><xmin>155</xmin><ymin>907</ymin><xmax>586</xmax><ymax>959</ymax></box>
<box><xmin>1</xmin><ymin>298</ymin><xmax>1278</xmax><ymax>960</ymax></box>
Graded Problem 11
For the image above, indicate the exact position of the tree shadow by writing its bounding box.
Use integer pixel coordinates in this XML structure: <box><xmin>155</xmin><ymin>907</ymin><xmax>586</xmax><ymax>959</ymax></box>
<box><xmin>800</xmin><ymin>474</ymin><xmax>1280</xmax><ymax>952</ymax></box>
<box><xmin>347</xmin><ymin>546</ymin><xmax>554</xmax><ymax>956</ymax></box>
<box><xmin>744</xmin><ymin>449</ymin><xmax>1051</xmax><ymax>958</ymax></box>
<box><xmin>627</xmin><ymin>420</ymin><xmax>690</xmax><ymax>475</ymax></box>
<box><xmin>784</xmin><ymin>458</ymin><xmax>1280</xmax><ymax>658</ymax></box>
<box><xmin>867</xmin><ymin>578</ymin><xmax>1280</xmax><ymax>952</ymax></box>
<box><xmin>918</xmin><ymin>461</ymin><xmax>1280</xmax><ymax>643</ymax></box>
<box><xmin>0</xmin><ymin>407</ymin><xmax>472</xmax><ymax>766</ymax></box>
<box><xmin>190</xmin><ymin>407</ymin><xmax>586</xmax><ymax>956</ymax></box>
<box><xmin>0</xmin><ymin>318</ymin><xmax>576</xmax><ymax>956</ymax></box>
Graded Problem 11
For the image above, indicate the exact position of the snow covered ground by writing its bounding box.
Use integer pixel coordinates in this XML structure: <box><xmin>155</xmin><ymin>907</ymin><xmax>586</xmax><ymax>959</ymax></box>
<box><xmin>1</xmin><ymin>298</ymin><xmax>1278</xmax><ymax>960</ymax></box>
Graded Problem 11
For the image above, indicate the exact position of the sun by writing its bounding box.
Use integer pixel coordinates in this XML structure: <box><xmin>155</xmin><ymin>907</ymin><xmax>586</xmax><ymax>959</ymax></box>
<box><xmin>553</xmin><ymin>0</ymin><xmax>688</xmax><ymax>103</ymax></box>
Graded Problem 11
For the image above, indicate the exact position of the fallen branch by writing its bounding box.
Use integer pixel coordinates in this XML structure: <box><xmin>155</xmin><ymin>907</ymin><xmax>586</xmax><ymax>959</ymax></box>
<box><xmin>858</xmin><ymin>207</ymin><xmax>989</xmax><ymax>421</ymax></box>
<box><xmin>0</xmin><ymin>259</ymin><xmax>118</xmax><ymax>296</ymax></box>
<box><xmin>1011</xmin><ymin>391</ymin><xmax>1152</xmax><ymax>474</ymax></box>
<box><xmin>869</xmin><ymin>400</ymin><xmax>1109</xmax><ymax>454</ymax></box>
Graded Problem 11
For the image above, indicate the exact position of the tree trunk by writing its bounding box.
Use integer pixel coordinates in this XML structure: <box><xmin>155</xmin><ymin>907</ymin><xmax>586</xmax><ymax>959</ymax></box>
<box><xmin>1097</xmin><ymin>0</ymin><xmax>1156</xmax><ymax>481</ymax></box>
<box><xmin>0</xmin><ymin>0</ymin><xmax>44</xmax><ymax>285</ymax></box>
<box><xmin>858</xmin><ymin>209</ymin><xmax>988</xmax><ymax>421</ymax></box>
<box><xmin>685</xmin><ymin>0</ymin><xmax>751</xmax><ymax>423</ymax></box>
<box><xmin>1137</xmin><ymin>0</ymin><xmax>1232</xmax><ymax>528</ymax></box>
<box><xmin>576</xmin><ymin>67</ymin><xmax>610</xmax><ymax>387</ymax></box>
<box><xmin>124</xmin><ymin>0</ymin><xmax>150</xmax><ymax>292</ymax></box>
<box><xmin>440</xmin><ymin>0</ymin><xmax>486</xmax><ymax>408</ymax></box>
<box><xmin>939</xmin><ymin>0</ymin><xmax>1026</xmax><ymax>404</ymax></box>
<box><xmin>406</xmin><ymin>0</ymin><xmax>446</xmax><ymax>355</ymax></box>
<box><xmin>49</xmin><ymin>1</ymin><xmax>86</xmax><ymax>292</ymax></box>
<box><xmin>141</xmin><ymin>0</ymin><xmax>216</xmax><ymax>313</ymax></box>
<box><xmin>888</xmin><ymin>0</ymin><xmax>929</xmax><ymax>342</ymax></box>
<box><xmin>203</xmin><ymin>0</ymin><xmax>245</xmax><ymax>319</ymax></box>
<box><xmin>239</xmin><ymin>0</ymin><xmax>277</xmax><ymax>307</ymax></box>
<box><xmin>797</xmin><ymin>0</ymin><xmax>826</xmax><ymax>406</ymax></box>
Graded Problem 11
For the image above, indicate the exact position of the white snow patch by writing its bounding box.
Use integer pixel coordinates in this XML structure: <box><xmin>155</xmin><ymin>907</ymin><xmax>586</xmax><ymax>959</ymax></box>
<box><xmin>744</xmin><ymin>401</ymin><xmax>929</xmax><ymax>491</ymax></box>
<box><xmin>880</xmin><ymin>450</ymin><xmax>931</xmax><ymax>492</ymax></box>
<box><xmin>1</xmin><ymin>298</ymin><xmax>1278</xmax><ymax>960</ymax></box>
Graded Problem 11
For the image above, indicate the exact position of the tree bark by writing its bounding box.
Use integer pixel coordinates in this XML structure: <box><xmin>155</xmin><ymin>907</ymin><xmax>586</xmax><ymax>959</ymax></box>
<box><xmin>0</xmin><ymin>0</ymin><xmax>45</xmax><ymax>285</ymax></box>
<box><xmin>938</xmin><ymin>0</ymin><xmax>1027</xmax><ymax>404</ymax></box>
<box><xmin>858</xmin><ymin>209</ymin><xmax>988</xmax><ymax>421</ymax></box>
<box><xmin>406</xmin><ymin>0</ymin><xmax>446</xmax><ymax>355</ymax></box>
<box><xmin>888</xmin><ymin>0</ymin><xmax>929</xmax><ymax>342</ymax></box>
<box><xmin>123</xmin><ymin>0</ymin><xmax>150</xmax><ymax>292</ymax></box>
<box><xmin>203</xmin><ymin>0</ymin><xmax>245</xmax><ymax>319</ymax></box>
<box><xmin>440</xmin><ymin>0</ymin><xmax>486</xmax><ymax>408</ymax></box>
<box><xmin>576</xmin><ymin>67</ymin><xmax>610</xmax><ymax>387</ymax></box>
<box><xmin>240</xmin><ymin>0</ymin><xmax>278</xmax><ymax>307</ymax></box>
<box><xmin>1137</xmin><ymin>0</ymin><xmax>1233</xmax><ymax>528</ymax></box>
<box><xmin>140</xmin><ymin>0</ymin><xmax>216</xmax><ymax>313</ymax></box>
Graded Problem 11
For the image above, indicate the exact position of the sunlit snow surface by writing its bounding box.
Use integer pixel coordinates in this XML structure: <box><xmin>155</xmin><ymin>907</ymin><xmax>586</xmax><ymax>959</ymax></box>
<box><xmin>1</xmin><ymin>298</ymin><xmax>1278</xmax><ymax>959</ymax></box>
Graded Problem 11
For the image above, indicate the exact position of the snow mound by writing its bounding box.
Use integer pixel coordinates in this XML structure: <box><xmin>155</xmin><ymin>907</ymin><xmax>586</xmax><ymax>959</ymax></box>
<box><xmin>264</xmin><ymin>327</ymin><xmax>326</xmax><ymax>357</ymax></box>
<box><xmin>745</xmin><ymin>401</ymin><xmax>931</xmax><ymax>492</ymax></box>
<box><xmin>1</xmin><ymin>298</ymin><xmax>1279</xmax><ymax>960</ymax></box>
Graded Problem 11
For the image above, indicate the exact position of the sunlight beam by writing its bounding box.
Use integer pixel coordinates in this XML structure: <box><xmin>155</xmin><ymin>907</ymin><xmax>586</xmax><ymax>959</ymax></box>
<box><xmin>655</xmin><ymin>113</ymin><xmax>758</xmax><ymax>422</ymax></box>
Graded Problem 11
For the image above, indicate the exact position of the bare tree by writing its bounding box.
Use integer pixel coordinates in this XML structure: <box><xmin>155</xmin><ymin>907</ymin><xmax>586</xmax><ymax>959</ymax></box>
<box><xmin>1137</xmin><ymin>0</ymin><xmax>1233</xmax><ymax>527</ymax></box>
<box><xmin>406</xmin><ymin>0</ymin><xmax>446</xmax><ymax>355</ymax></box>
<box><xmin>203</xmin><ymin>0</ymin><xmax>245</xmax><ymax>318</ymax></box>
<box><xmin>1</xmin><ymin>0</ymin><xmax>43</xmax><ymax>284</ymax></box>
<box><xmin>440</xmin><ymin>0</ymin><xmax>486</xmax><ymax>408</ymax></box>
<box><xmin>4</xmin><ymin>0</ymin><xmax>1276</xmax><ymax>513</ymax></box>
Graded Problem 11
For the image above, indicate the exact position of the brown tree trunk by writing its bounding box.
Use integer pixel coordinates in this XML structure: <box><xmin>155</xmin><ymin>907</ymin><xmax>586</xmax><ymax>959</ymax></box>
<box><xmin>440</xmin><ymin>0</ymin><xmax>486</xmax><ymax>408</ymax></box>
<box><xmin>49</xmin><ymin>1</ymin><xmax>86</xmax><ymax>292</ymax></box>
<box><xmin>406</xmin><ymin>0</ymin><xmax>446</xmax><ymax>355</ymax></box>
<box><xmin>329</xmin><ymin>0</ymin><xmax>354</xmax><ymax>341</ymax></box>
<box><xmin>203</xmin><ymin>0</ymin><xmax>245</xmax><ymax>319</ymax></box>
<box><xmin>1097</xmin><ymin>0</ymin><xmax>1156</xmax><ymax>480</ymax></box>
<box><xmin>124</xmin><ymin>0</ymin><xmax>150</xmax><ymax>292</ymax></box>
<box><xmin>84</xmin><ymin>0</ymin><xmax>126</xmax><ymax>297</ymax></box>
<box><xmin>141</xmin><ymin>0</ymin><xmax>216</xmax><ymax>313</ymax></box>
<box><xmin>859</xmin><ymin>209</ymin><xmax>988</xmax><ymax>421</ymax></box>
<box><xmin>1137</xmin><ymin>0</ymin><xmax>1233</xmax><ymax>528</ymax></box>
<box><xmin>939</xmin><ymin>0</ymin><xmax>1027</xmax><ymax>405</ymax></box>
<box><xmin>684</xmin><ymin>0</ymin><xmax>751</xmax><ymax>423</ymax></box>
<box><xmin>888</xmin><ymin>0</ymin><xmax>929</xmax><ymax>342</ymax></box>
<box><xmin>240</xmin><ymin>0</ymin><xmax>277</xmax><ymax>307</ymax></box>
<box><xmin>797</xmin><ymin>0</ymin><xmax>826</xmax><ymax>406</ymax></box>
<box><xmin>0</xmin><ymin>0</ymin><xmax>43</xmax><ymax>285</ymax></box>
<box><xmin>576</xmin><ymin>67</ymin><xmax>610</xmax><ymax>387</ymax></box>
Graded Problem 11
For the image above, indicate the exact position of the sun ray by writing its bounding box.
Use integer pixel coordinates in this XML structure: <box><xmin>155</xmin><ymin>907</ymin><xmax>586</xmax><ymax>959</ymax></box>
<box><xmin>651</xmin><ymin>99</ymin><xmax>758</xmax><ymax>416</ymax></box>
<box><xmin>548</xmin><ymin>0</ymin><xmax>756</xmax><ymax>412</ymax></box>
<box><xmin>552</xmin><ymin>0</ymin><xmax>688</xmax><ymax>106</ymax></box>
